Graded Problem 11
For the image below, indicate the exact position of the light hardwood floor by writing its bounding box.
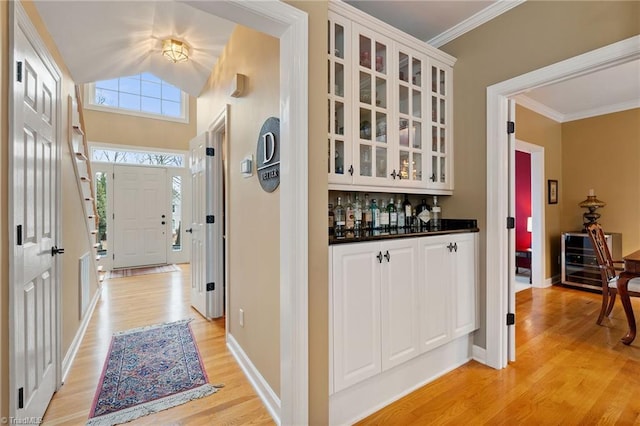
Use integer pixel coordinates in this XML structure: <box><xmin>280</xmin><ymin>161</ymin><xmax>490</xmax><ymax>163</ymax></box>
<box><xmin>358</xmin><ymin>285</ymin><xmax>640</xmax><ymax>425</ymax></box>
<box><xmin>44</xmin><ymin>267</ymin><xmax>640</xmax><ymax>425</ymax></box>
<box><xmin>42</xmin><ymin>264</ymin><xmax>274</xmax><ymax>425</ymax></box>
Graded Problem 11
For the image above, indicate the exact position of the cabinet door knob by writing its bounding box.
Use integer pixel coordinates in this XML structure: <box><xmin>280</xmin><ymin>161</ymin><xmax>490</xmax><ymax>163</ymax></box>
<box><xmin>447</xmin><ymin>243</ymin><xmax>453</xmax><ymax>252</ymax></box>
<box><xmin>384</xmin><ymin>250</ymin><xmax>391</xmax><ymax>262</ymax></box>
<box><xmin>453</xmin><ymin>242</ymin><xmax>458</xmax><ymax>252</ymax></box>
<box><xmin>390</xmin><ymin>170</ymin><xmax>397</xmax><ymax>179</ymax></box>
<box><xmin>376</xmin><ymin>251</ymin><xmax>383</xmax><ymax>263</ymax></box>
<box><xmin>348</xmin><ymin>165</ymin><xmax>354</xmax><ymax>176</ymax></box>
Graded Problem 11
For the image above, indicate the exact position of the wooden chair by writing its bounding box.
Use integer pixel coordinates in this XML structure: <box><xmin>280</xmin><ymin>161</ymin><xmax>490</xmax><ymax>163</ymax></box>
<box><xmin>586</xmin><ymin>222</ymin><xmax>640</xmax><ymax>324</ymax></box>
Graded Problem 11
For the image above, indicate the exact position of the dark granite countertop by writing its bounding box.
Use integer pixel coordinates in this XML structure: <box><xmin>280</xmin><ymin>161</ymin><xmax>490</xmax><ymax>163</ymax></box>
<box><xmin>329</xmin><ymin>219</ymin><xmax>479</xmax><ymax>245</ymax></box>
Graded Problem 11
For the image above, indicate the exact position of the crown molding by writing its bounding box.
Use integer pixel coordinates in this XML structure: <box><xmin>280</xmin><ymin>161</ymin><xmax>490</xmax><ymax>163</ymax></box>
<box><xmin>515</xmin><ymin>94</ymin><xmax>640</xmax><ymax>123</ymax></box>
<box><xmin>428</xmin><ymin>0</ymin><xmax>526</xmax><ymax>48</ymax></box>
<box><xmin>563</xmin><ymin>99</ymin><xmax>640</xmax><ymax>122</ymax></box>
<box><xmin>514</xmin><ymin>94</ymin><xmax>564</xmax><ymax>123</ymax></box>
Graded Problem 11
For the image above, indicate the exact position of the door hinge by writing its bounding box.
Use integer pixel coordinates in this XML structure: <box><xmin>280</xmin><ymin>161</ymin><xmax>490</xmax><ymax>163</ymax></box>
<box><xmin>206</xmin><ymin>147</ymin><xmax>215</xmax><ymax>157</ymax></box>
<box><xmin>16</xmin><ymin>61</ymin><xmax>22</xmax><ymax>82</ymax></box>
<box><xmin>18</xmin><ymin>387</ymin><xmax>24</xmax><ymax>409</ymax></box>
<box><xmin>507</xmin><ymin>121</ymin><xmax>515</xmax><ymax>134</ymax></box>
<box><xmin>206</xmin><ymin>215</ymin><xmax>215</xmax><ymax>224</ymax></box>
<box><xmin>16</xmin><ymin>225</ymin><xmax>23</xmax><ymax>246</ymax></box>
<box><xmin>112</xmin><ymin>253</ymin><xmax>115</xmax><ymax>260</ymax></box>
<box><xmin>507</xmin><ymin>217</ymin><xmax>515</xmax><ymax>229</ymax></box>
<box><xmin>206</xmin><ymin>282</ymin><xmax>215</xmax><ymax>291</ymax></box>
<box><xmin>506</xmin><ymin>312</ymin><xmax>515</xmax><ymax>326</ymax></box>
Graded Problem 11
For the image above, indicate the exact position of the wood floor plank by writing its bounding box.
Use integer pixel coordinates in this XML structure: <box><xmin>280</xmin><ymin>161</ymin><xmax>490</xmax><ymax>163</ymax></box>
<box><xmin>42</xmin><ymin>264</ymin><xmax>274</xmax><ymax>425</ymax></box>
<box><xmin>359</xmin><ymin>285</ymin><xmax>640</xmax><ymax>425</ymax></box>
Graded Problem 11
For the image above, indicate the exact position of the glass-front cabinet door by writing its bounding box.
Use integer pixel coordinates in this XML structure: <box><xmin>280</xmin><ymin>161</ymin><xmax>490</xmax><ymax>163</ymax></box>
<box><xmin>328</xmin><ymin>15</ymin><xmax>353</xmax><ymax>185</ymax></box>
<box><xmin>352</xmin><ymin>24</ymin><xmax>392</xmax><ymax>186</ymax></box>
<box><xmin>428</xmin><ymin>58</ymin><xmax>453</xmax><ymax>190</ymax></box>
<box><xmin>396</xmin><ymin>45</ymin><xmax>426</xmax><ymax>187</ymax></box>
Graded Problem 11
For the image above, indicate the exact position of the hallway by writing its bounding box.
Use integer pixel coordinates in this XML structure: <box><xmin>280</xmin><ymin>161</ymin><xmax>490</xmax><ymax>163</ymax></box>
<box><xmin>42</xmin><ymin>264</ymin><xmax>274</xmax><ymax>425</ymax></box>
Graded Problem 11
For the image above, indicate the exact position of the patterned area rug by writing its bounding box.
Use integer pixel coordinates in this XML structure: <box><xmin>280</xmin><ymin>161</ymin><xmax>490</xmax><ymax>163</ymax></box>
<box><xmin>87</xmin><ymin>319</ymin><xmax>218</xmax><ymax>425</ymax></box>
<box><xmin>107</xmin><ymin>264</ymin><xmax>181</xmax><ymax>279</ymax></box>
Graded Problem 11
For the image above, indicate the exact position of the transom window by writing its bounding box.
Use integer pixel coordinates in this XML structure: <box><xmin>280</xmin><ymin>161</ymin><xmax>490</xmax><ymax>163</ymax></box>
<box><xmin>85</xmin><ymin>73</ymin><xmax>188</xmax><ymax>123</ymax></box>
<box><xmin>91</xmin><ymin>146</ymin><xmax>184</xmax><ymax>168</ymax></box>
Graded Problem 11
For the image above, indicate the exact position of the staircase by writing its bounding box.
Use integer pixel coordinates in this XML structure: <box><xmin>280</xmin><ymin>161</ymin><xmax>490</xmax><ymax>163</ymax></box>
<box><xmin>68</xmin><ymin>85</ymin><xmax>105</xmax><ymax>284</ymax></box>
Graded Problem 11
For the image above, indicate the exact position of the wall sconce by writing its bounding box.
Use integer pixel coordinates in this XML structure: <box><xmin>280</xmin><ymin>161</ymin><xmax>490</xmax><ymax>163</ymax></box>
<box><xmin>526</xmin><ymin>217</ymin><xmax>532</xmax><ymax>233</ymax></box>
<box><xmin>162</xmin><ymin>38</ymin><xmax>190</xmax><ymax>63</ymax></box>
<box><xmin>579</xmin><ymin>188</ymin><xmax>606</xmax><ymax>228</ymax></box>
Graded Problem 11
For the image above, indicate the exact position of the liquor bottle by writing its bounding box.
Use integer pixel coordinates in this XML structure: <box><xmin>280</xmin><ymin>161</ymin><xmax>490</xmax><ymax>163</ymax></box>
<box><xmin>354</xmin><ymin>194</ymin><xmax>363</xmax><ymax>230</ymax></box>
<box><xmin>416</xmin><ymin>198</ymin><xmax>430</xmax><ymax>229</ymax></box>
<box><xmin>364</xmin><ymin>194</ymin><xmax>373</xmax><ymax>229</ymax></box>
<box><xmin>334</xmin><ymin>197</ymin><xmax>346</xmax><ymax>236</ymax></box>
<box><xmin>396</xmin><ymin>198</ymin><xmax>405</xmax><ymax>228</ymax></box>
<box><xmin>379</xmin><ymin>202</ymin><xmax>390</xmax><ymax>231</ymax></box>
<box><xmin>388</xmin><ymin>197</ymin><xmax>397</xmax><ymax>229</ymax></box>
<box><xmin>370</xmin><ymin>199</ymin><xmax>380</xmax><ymax>229</ymax></box>
<box><xmin>345</xmin><ymin>194</ymin><xmax>355</xmax><ymax>230</ymax></box>
<box><xmin>328</xmin><ymin>203</ymin><xmax>334</xmax><ymax>235</ymax></box>
<box><xmin>402</xmin><ymin>194</ymin><xmax>412</xmax><ymax>228</ymax></box>
<box><xmin>431</xmin><ymin>196</ymin><xmax>442</xmax><ymax>230</ymax></box>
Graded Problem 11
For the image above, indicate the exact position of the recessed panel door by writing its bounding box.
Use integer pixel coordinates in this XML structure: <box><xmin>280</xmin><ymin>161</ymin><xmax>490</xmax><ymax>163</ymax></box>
<box><xmin>113</xmin><ymin>165</ymin><xmax>167</xmax><ymax>268</ymax></box>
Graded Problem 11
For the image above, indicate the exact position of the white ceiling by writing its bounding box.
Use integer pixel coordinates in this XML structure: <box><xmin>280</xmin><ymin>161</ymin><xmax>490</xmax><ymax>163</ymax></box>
<box><xmin>515</xmin><ymin>59</ymin><xmax>640</xmax><ymax>122</ymax></box>
<box><xmin>32</xmin><ymin>0</ymin><xmax>639</xmax><ymax>119</ymax></box>
<box><xmin>34</xmin><ymin>1</ymin><xmax>236</xmax><ymax>96</ymax></box>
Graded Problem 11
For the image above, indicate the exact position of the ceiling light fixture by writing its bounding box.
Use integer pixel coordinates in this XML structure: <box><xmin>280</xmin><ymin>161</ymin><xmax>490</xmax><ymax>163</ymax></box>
<box><xmin>162</xmin><ymin>38</ymin><xmax>190</xmax><ymax>63</ymax></box>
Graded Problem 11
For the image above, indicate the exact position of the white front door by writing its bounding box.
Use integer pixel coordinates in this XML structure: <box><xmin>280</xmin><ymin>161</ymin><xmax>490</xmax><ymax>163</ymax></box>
<box><xmin>11</xmin><ymin>18</ymin><xmax>60</xmax><ymax>419</ymax></box>
<box><xmin>113</xmin><ymin>165</ymin><xmax>168</xmax><ymax>268</ymax></box>
<box><xmin>189</xmin><ymin>131</ymin><xmax>224</xmax><ymax>319</ymax></box>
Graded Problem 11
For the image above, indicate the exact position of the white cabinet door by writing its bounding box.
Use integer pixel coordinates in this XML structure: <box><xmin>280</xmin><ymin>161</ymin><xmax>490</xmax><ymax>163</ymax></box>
<box><xmin>332</xmin><ymin>242</ymin><xmax>382</xmax><ymax>392</ymax></box>
<box><xmin>380</xmin><ymin>239</ymin><xmax>420</xmax><ymax>370</ymax></box>
<box><xmin>418</xmin><ymin>235</ymin><xmax>451</xmax><ymax>352</ymax></box>
<box><xmin>426</xmin><ymin>58</ymin><xmax>453</xmax><ymax>191</ymax></box>
<box><xmin>451</xmin><ymin>233</ymin><xmax>478</xmax><ymax>338</ymax></box>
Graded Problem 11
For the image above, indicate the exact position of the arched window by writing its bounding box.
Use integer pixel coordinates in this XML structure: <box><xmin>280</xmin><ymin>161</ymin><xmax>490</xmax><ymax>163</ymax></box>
<box><xmin>85</xmin><ymin>73</ymin><xmax>188</xmax><ymax>122</ymax></box>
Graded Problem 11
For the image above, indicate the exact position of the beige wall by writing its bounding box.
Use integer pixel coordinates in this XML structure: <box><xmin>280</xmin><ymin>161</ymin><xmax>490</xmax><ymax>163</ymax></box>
<box><xmin>562</xmin><ymin>108</ymin><xmax>640</xmax><ymax>255</ymax></box>
<box><xmin>83</xmin><ymin>96</ymin><xmax>196</xmax><ymax>151</ymax></box>
<box><xmin>1</xmin><ymin>1</ymin><xmax>8</xmax><ymax>419</ymax></box>
<box><xmin>197</xmin><ymin>26</ymin><xmax>282</xmax><ymax>395</ymax></box>
<box><xmin>515</xmin><ymin>105</ymin><xmax>563</xmax><ymax>279</ymax></box>
<box><xmin>440</xmin><ymin>0</ymin><xmax>640</xmax><ymax>347</ymax></box>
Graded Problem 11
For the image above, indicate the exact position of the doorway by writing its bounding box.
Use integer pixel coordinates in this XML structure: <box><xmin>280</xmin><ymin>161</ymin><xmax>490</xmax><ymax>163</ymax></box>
<box><xmin>485</xmin><ymin>36</ymin><xmax>640</xmax><ymax>369</ymax></box>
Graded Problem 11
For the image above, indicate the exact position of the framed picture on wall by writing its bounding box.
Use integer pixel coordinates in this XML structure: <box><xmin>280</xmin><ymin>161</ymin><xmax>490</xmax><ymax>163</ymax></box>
<box><xmin>548</xmin><ymin>179</ymin><xmax>558</xmax><ymax>204</ymax></box>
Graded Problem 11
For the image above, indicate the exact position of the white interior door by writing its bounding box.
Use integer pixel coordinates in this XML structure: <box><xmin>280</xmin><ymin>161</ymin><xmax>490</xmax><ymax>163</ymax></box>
<box><xmin>113</xmin><ymin>165</ymin><xmax>167</xmax><ymax>268</ymax></box>
<box><xmin>12</xmin><ymin>19</ymin><xmax>60</xmax><ymax>419</ymax></box>
<box><xmin>189</xmin><ymin>131</ymin><xmax>224</xmax><ymax>319</ymax></box>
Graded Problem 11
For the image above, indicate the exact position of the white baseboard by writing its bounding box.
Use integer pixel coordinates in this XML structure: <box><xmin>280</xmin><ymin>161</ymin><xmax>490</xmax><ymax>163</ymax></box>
<box><xmin>472</xmin><ymin>344</ymin><xmax>487</xmax><ymax>364</ymax></box>
<box><xmin>227</xmin><ymin>333</ymin><xmax>281</xmax><ymax>425</ymax></box>
<box><xmin>329</xmin><ymin>334</ymin><xmax>473</xmax><ymax>426</ymax></box>
<box><xmin>62</xmin><ymin>286</ymin><xmax>102</xmax><ymax>383</ymax></box>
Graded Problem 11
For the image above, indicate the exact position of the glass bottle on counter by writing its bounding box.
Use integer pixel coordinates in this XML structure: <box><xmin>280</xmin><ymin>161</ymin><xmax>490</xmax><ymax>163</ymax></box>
<box><xmin>379</xmin><ymin>202</ymin><xmax>390</xmax><ymax>231</ymax></box>
<box><xmin>403</xmin><ymin>194</ymin><xmax>412</xmax><ymax>228</ymax></box>
<box><xmin>396</xmin><ymin>198</ymin><xmax>405</xmax><ymax>228</ymax></box>
<box><xmin>371</xmin><ymin>199</ymin><xmax>380</xmax><ymax>229</ymax></box>
<box><xmin>431</xmin><ymin>196</ymin><xmax>442</xmax><ymax>230</ymax></box>
<box><xmin>345</xmin><ymin>194</ymin><xmax>355</xmax><ymax>230</ymax></box>
<box><xmin>416</xmin><ymin>198</ymin><xmax>430</xmax><ymax>229</ymax></box>
<box><xmin>334</xmin><ymin>197</ymin><xmax>346</xmax><ymax>236</ymax></box>
<box><xmin>364</xmin><ymin>194</ymin><xmax>373</xmax><ymax>229</ymax></box>
<box><xmin>388</xmin><ymin>198</ymin><xmax>397</xmax><ymax>229</ymax></box>
<box><xmin>328</xmin><ymin>203</ymin><xmax>334</xmax><ymax>235</ymax></box>
<box><xmin>354</xmin><ymin>194</ymin><xmax>363</xmax><ymax>230</ymax></box>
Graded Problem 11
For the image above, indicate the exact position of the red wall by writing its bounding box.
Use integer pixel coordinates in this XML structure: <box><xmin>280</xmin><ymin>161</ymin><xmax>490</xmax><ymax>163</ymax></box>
<box><xmin>516</xmin><ymin>151</ymin><xmax>531</xmax><ymax>250</ymax></box>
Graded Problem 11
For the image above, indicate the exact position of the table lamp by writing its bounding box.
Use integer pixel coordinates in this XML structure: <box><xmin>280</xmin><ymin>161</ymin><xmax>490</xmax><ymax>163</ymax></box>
<box><xmin>579</xmin><ymin>188</ymin><xmax>605</xmax><ymax>228</ymax></box>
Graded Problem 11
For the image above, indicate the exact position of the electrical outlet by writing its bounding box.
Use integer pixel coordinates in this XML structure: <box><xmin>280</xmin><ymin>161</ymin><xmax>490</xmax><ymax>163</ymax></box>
<box><xmin>239</xmin><ymin>308</ymin><xmax>244</xmax><ymax>327</ymax></box>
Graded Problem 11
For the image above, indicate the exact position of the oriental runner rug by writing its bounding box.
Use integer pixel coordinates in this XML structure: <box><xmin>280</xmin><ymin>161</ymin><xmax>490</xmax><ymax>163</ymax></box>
<box><xmin>87</xmin><ymin>319</ymin><xmax>219</xmax><ymax>425</ymax></box>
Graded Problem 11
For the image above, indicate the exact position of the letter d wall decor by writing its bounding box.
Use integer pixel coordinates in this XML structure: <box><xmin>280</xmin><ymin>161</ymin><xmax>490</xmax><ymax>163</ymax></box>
<box><xmin>256</xmin><ymin>117</ymin><xmax>280</xmax><ymax>192</ymax></box>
